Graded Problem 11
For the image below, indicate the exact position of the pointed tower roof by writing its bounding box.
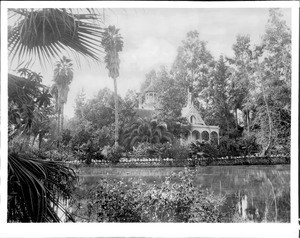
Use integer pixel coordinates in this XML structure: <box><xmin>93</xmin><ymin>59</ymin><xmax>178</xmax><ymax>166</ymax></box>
<box><xmin>181</xmin><ymin>87</ymin><xmax>206</xmax><ymax>125</ymax></box>
<box><xmin>144</xmin><ymin>79</ymin><xmax>156</xmax><ymax>92</ymax></box>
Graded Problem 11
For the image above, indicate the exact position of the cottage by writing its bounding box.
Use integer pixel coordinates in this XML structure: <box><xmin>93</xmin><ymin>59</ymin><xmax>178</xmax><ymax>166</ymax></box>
<box><xmin>135</xmin><ymin>81</ymin><xmax>219</xmax><ymax>144</ymax></box>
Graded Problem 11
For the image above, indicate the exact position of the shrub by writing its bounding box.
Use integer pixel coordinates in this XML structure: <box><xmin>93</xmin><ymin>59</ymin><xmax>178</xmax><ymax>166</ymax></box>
<box><xmin>168</xmin><ymin>141</ymin><xmax>189</xmax><ymax>165</ymax></box>
<box><xmin>189</xmin><ymin>141</ymin><xmax>218</xmax><ymax>158</ymax></box>
<box><xmin>71</xmin><ymin>169</ymin><xmax>227</xmax><ymax>222</ymax></box>
<box><xmin>61</xmin><ymin>129</ymin><xmax>73</xmax><ymax>146</ymax></box>
<box><xmin>101</xmin><ymin>145</ymin><xmax>124</xmax><ymax>164</ymax></box>
<box><xmin>129</xmin><ymin>142</ymin><xmax>162</xmax><ymax>159</ymax></box>
<box><xmin>129</xmin><ymin>142</ymin><xmax>187</xmax><ymax>161</ymax></box>
<box><xmin>42</xmin><ymin>149</ymin><xmax>76</xmax><ymax>162</ymax></box>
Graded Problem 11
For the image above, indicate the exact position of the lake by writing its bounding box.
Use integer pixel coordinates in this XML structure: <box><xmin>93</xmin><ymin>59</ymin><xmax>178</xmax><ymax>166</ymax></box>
<box><xmin>76</xmin><ymin>165</ymin><xmax>290</xmax><ymax>222</ymax></box>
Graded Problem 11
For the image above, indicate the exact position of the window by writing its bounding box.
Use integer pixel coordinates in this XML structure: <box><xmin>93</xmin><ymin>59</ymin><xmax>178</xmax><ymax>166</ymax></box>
<box><xmin>190</xmin><ymin>115</ymin><xmax>196</xmax><ymax>124</ymax></box>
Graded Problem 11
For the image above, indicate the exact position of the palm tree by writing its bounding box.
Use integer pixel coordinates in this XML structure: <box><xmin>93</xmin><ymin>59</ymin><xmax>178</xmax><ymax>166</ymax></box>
<box><xmin>8</xmin><ymin>69</ymin><xmax>77</xmax><ymax>222</ymax></box>
<box><xmin>51</xmin><ymin>56</ymin><xmax>74</xmax><ymax>146</ymax></box>
<box><xmin>101</xmin><ymin>25</ymin><xmax>124</xmax><ymax>147</ymax></box>
<box><xmin>121</xmin><ymin>119</ymin><xmax>173</xmax><ymax>149</ymax></box>
<box><xmin>7</xmin><ymin>8</ymin><xmax>106</xmax><ymax>222</ymax></box>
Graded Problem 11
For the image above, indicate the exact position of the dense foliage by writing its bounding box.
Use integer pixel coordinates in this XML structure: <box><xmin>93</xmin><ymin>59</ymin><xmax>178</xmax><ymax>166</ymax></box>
<box><xmin>7</xmin><ymin>8</ymin><xmax>291</xmax><ymax>224</ymax></box>
<box><xmin>8</xmin><ymin>69</ymin><xmax>77</xmax><ymax>222</ymax></box>
<box><xmin>8</xmin><ymin>152</ymin><xmax>76</xmax><ymax>222</ymax></box>
<box><xmin>7</xmin><ymin>7</ymin><xmax>107</xmax><ymax>222</ymax></box>
<box><xmin>139</xmin><ymin>9</ymin><xmax>291</xmax><ymax>156</ymax></box>
<box><xmin>71</xmin><ymin>169</ymin><xmax>232</xmax><ymax>222</ymax></box>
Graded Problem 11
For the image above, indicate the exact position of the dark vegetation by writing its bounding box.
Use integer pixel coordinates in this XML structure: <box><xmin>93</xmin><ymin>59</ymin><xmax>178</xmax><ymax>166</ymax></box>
<box><xmin>70</xmin><ymin>169</ymin><xmax>235</xmax><ymax>222</ymax></box>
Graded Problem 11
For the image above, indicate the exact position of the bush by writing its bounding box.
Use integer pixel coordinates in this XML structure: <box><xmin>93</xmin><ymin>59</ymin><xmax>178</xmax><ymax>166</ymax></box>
<box><xmin>189</xmin><ymin>141</ymin><xmax>218</xmax><ymax>158</ymax></box>
<box><xmin>71</xmin><ymin>169</ymin><xmax>228</xmax><ymax>222</ymax></box>
<box><xmin>101</xmin><ymin>145</ymin><xmax>124</xmax><ymax>164</ymax></box>
<box><xmin>61</xmin><ymin>129</ymin><xmax>73</xmax><ymax>146</ymax></box>
<box><xmin>129</xmin><ymin>142</ymin><xmax>169</xmax><ymax>159</ymax></box>
<box><xmin>168</xmin><ymin>141</ymin><xmax>189</xmax><ymax>165</ymax></box>
<box><xmin>129</xmin><ymin>142</ymin><xmax>188</xmax><ymax>161</ymax></box>
<box><xmin>42</xmin><ymin>149</ymin><xmax>76</xmax><ymax>162</ymax></box>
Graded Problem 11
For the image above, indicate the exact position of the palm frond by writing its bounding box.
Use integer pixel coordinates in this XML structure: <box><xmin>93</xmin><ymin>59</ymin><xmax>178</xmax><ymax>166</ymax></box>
<box><xmin>101</xmin><ymin>25</ymin><xmax>124</xmax><ymax>79</ymax></box>
<box><xmin>8</xmin><ymin>152</ymin><xmax>76</xmax><ymax>222</ymax></box>
<box><xmin>130</xmin><ymin>136</ymin><xmax>141</xmax><ymax>148</ymax></box>
<box><xmin>8</xmin><ymin>8</ymin><xmax>105</xmax><ymax>68</ymax></box>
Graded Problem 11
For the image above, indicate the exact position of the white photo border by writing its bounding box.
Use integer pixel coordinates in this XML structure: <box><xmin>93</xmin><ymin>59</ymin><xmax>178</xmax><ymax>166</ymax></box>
<box><xmin>1</xmin><ymin>1</ymin><xmax>299</xmax><ymax>238</ymax></box>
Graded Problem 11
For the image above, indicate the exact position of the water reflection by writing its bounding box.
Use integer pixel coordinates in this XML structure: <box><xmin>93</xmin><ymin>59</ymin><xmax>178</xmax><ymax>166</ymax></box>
<box><xmin>192</xmin><ymin>166</ymin><xmax>290</xmax><ymax>222</ymax></box>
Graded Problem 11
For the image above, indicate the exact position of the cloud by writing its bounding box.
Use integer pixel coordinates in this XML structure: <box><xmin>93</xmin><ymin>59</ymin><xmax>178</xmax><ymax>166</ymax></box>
<box><xmin>121</xmin><ymin>37</ymin><xmax>177</xmax><ymax>72</ymax></box>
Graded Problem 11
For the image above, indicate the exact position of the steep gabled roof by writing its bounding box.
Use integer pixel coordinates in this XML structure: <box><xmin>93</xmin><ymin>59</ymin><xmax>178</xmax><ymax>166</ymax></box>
<box><xmin>143</xmin><ymin>79</ymin><xmax>156</xmax><ymax>92</ymax></box>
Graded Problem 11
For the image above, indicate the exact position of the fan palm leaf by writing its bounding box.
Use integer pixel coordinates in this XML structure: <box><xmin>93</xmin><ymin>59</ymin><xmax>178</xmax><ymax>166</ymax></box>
<box><xmin>8</xmin><ymin>8</ymin><xmax>105</xmax><ymax>67</ymax></box>
<box><xmin>8</xmin><ymin>152</ymin><xmax>76</xmax><ymax>222</ymax></box>
<box><xmin>102</xmin><ymin>25</ymin><xmax>123</xmax><ymax>79</ymax></box>
<box><xmin>121</xmin><ymin>118</ymin><xmax>174</xmax><ymax>149</ymax></box>
<box><xmin>53</xmin><ymin>56</ymin><xmax>73</xmax><ymax>104</ymax></box>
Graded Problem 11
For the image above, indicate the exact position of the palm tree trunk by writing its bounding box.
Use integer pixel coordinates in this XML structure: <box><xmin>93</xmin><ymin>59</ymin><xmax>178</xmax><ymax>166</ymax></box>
<box><xmin>61</xmin><ymin>103</ymin><xmax>64</xmax><ymax>133</ymax></box>
<box><xmin>113</xmin><ymin>77</ymin><xmax>119</xmax><ymax>147</ymax></box>
<box><xmin>57</xmin><ymin>105</ymin><xmax>61</xmax><ymax>148</ymax></box>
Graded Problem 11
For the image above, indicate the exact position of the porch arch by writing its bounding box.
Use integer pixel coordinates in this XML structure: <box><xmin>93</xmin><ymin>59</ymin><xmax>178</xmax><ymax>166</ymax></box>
<box><xmin>211</xmin><ymin>131</ymin><xmax>219</xmax><ymax>145</ymax></box>
<box><xmin>191</xmin><ymin>130</ymin><xmax>201</xmax><ymax>141</ymax></box>
<box><xmin>201</xmin><ymin>130</ymin><xmax>209</xmax><ymax>142</ymax></box>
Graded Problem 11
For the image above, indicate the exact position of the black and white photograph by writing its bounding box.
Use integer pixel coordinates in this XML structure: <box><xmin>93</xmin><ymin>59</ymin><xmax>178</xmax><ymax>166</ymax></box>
<box><xmin>1</xmin><ymin>1</ymin><xmax>299</xmax><ymax>238</ymax></box>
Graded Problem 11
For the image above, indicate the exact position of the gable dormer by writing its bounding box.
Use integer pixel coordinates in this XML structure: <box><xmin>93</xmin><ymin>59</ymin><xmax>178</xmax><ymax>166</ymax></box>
<box><xmin>181</xmin><ymin>88</ymin><xmax>205</xmax><ymax>125</ymax></box>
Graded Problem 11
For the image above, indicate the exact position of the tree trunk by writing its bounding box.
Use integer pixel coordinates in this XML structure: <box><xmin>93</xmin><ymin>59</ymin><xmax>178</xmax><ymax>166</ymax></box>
<box><xmin>113</xmin><ymin>77</ymin><xmax>119</xmax><ymax>147</ymax></box>
<box><xmin>61</xmin><ymin>103</ymin><xmax>64</xmax><ymax>133</ymax></box>
<box><xmin>258</xmin><ymin>63</ymin><xmax>272</xmax><ymax>156</ymax></box>
<box><xmin>57</xmin><ymin>105</ymin><xmax>61</xmax><ymax>148</ymax></box>
<box><xmin>261</xmin><ymin>82</ymin><xmax>272</xmax><ymax>156</ymax></box>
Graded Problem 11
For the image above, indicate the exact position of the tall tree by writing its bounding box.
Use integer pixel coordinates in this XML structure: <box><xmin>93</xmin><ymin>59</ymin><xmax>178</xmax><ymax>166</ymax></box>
<box><xmin>227</xmin><ymin>35</ymin><xmax>254</xmax><ymax>131</ymax></box>
<box><xmin>74</xmin><ymin>88</ymin><xmax>87</xmax><ymax>120</ymax></box>
<box><xmin>172</xmin><ymin>31</ymin><xmax>215</xmax><ymax>107</ymax></box>
<box><xmin>101</xmin><ymin>25</ymin><xmax>124</xmax><ymax>147</ymax></box>
<box><xmin>211</xmin><ymin>55</ymin><xmax>234</xmax><ymax>136</ymax></box>
<box><xmin>155</xmin><ymin>67</ymin><xmax>187</xmax><ymax>119</ymax></box>
<box><xmin>51</xmin><ymin>56</ymin><xmax>74</xmax><ymax>146</ymax></box>
<box><xmin>82</xmin><ymin>88</ymin><xmax>116</xmax><ymax>129</ymax></box>
<box><xmin>253</xmin><ymin>9</ymin><xmax>291</xmax><ymax>155</ymax></box>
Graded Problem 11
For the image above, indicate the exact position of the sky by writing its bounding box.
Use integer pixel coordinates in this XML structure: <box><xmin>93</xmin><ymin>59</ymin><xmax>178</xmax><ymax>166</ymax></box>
<box><xmin>9</xmin><ymin>8</ymin><xmax>291</xmax><ymax>118</ymax></box>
